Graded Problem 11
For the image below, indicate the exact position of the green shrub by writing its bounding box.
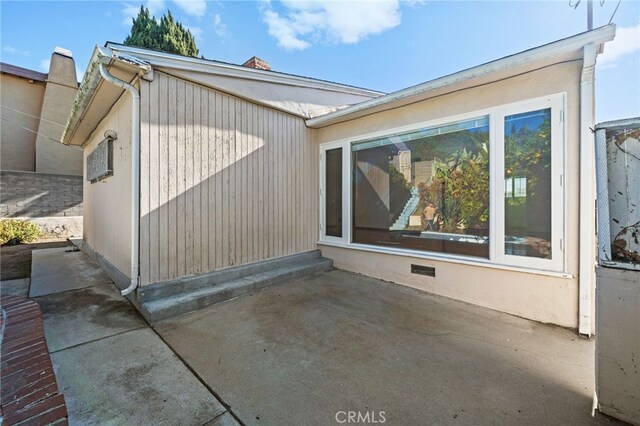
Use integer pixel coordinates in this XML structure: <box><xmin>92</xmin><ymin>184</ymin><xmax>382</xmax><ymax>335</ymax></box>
<box><xmin>0</xmin><ymin>219</ymin><xmax>42</xmax><ymax>245</ymax></box>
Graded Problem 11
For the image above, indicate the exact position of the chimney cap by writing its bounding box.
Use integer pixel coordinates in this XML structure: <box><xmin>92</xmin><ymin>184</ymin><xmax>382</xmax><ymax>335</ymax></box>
<box><xmin>241</xmin><ymin>56</ymin><xmax>271</xmax><ymax>71</ymax></box>
<box><xmin>54</xmin><ymin>47</ymin><xmax>73</xmax><ymax>58</ymax></box>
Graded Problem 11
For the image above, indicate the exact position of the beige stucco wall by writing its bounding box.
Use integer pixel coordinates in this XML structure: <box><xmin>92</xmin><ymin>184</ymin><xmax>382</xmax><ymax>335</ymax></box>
<box><xmin>138</xmin><ymin>72</ymin><xmax>318</xmax><ymax>286</ymax></box>
<box><xmin>83</xmin><ymin>92</ymin><xmax>132</xmax><ymax>277</ymax></box>
<box><xmin>316</xmin><ymin>60</ymin><xmax>583</xmax><ymax>328</ymax></box>
<box><xmin>0</xmin><ymin>73</ymin><xmax>45</xmax><ymax>171</ymax></box>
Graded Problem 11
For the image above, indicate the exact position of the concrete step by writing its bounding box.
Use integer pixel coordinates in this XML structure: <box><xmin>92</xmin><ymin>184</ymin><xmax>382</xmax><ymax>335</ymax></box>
<box><xmin>139</xmin><ymin>254</ymin><xmax>333</xmax><ymax>322</ymax></box>
<box><xmin>138</xmin><ymin>250</ymin><xmax>323</xmax><ymax>302</ymax></box>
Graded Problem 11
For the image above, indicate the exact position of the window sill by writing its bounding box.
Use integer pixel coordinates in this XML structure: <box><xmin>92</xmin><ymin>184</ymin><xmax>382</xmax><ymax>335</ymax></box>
<box><xmin>317</xmin><ymin>240</ymin><xmax>574</xmax><ymax>279</ymax></box>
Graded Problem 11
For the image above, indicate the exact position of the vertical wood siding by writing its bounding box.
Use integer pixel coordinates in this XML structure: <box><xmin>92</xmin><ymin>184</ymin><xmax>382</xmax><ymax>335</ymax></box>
<box><xmin>139</xmin><ymin>72</ymin><xmax>318</xmax><ymax>286</ymax></box>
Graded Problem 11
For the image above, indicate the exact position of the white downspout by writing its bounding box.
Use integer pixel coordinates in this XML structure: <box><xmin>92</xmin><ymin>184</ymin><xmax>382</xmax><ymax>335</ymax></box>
<box><xmin>98</xmin><ymin>63</ymin><xmax>140</xmax><ymax>296</ymax></box>
<box><xmin>578</xmin><ymin>43</ymin><xmax>597</xmax><ymax>336</ymax></box>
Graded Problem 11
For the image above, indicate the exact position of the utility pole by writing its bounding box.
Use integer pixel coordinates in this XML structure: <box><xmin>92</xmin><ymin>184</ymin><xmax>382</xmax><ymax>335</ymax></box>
<box><xmin>587</xmin><ymin>0</ymin><xmax>593</xmax><ymax>30</ymax></box>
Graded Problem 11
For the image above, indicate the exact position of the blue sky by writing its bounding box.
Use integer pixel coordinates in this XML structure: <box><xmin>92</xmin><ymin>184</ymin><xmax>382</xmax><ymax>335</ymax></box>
<box><xmin>1</xmin><ymin>1</ymin><xmax>638</xmax><ymax>122</ymax></box>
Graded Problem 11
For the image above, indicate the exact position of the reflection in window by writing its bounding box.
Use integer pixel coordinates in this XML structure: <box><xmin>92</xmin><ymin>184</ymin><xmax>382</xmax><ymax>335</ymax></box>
<box><xmin>504</xmin><ymin>108</ymin><xmax>552</xmax><ymax>259</ymax></box>
<box><xmin>352</xmin><ymin>117</ymin><xmax>490</xmax><ymax>257</ymax></box>
<box><xmin>505</xmin><ymin>177</ymin><xmax>527</xmax><ymax>198</ymax></box>
<box><xmin>325</xmin><ymin>148</ymin><xmax>343</xmax><ymax>237</ymax></box>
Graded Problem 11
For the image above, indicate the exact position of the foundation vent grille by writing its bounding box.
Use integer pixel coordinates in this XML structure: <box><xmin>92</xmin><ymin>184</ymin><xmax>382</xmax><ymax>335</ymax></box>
<box><xmin>411</xmin><ymin>264</ymin><xmax>436</xmax><ymax>277</ymax></box>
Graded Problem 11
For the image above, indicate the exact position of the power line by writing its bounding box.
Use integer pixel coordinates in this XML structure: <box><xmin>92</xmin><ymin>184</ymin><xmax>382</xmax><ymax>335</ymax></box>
<box><xmin>1</xmin><ymin>105</ymin><xmax>67</xmax><ymax>127</ymax></box>
<box><xmin>569</xmin><ymin>0</ymin><xmax>583</xmax><ymax>9</ymax></box>
<box><xmin>608</xmin><ymin>0</ymin><xmax>622</xmax><ymax>24</ymax></box>
<box><xmin>0</xmin><ymin>117</ymin><xmax>64</xmax><ymax>144</ymax></box>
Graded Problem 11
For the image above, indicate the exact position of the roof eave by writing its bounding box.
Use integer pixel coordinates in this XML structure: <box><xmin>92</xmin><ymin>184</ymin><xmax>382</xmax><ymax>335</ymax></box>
<box><xmin>306</xmin><ymin>24</ymin><xmax>616</xmax><ymax>129</ymax></box>
<box><xmin>104</xmin><ymin>43</ymin><xmax>384</xmax><ymax>98</ymax></box>
<box><xmin>0</xmin><ymin>62</ymin><xmax>48</xmax><ymax>82</ymax></box>
<box><xmin>61</xmin><ymin>46</ymin><xmax>151</xmax><ymax>145</ymax></box>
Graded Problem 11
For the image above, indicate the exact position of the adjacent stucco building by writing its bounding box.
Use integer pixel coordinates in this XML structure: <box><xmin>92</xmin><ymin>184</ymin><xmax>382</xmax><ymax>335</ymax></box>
<box><xmin>62</xmin><ymin>26</ymin><xmax>615</xmax><ymax>335</ymax></box>
<box><xmin>1</xmin><ymin>48</ymin><xmax>83</xmax><ymax>175</ymax></box>
<box><xmin>1</xmin><ymin>48</ymin><xmax>84</xmax><ymax>237</ymax></box>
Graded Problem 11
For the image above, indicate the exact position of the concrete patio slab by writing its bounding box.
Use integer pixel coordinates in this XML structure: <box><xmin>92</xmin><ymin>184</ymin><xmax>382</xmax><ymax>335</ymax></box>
<box><xmin>36</xmin><ymin>282</ymin><xmax>147</xmax><ymax>352</ymax></box>
<box><xmin>0</xmin><ymin>278</ymin><xmax>29</xmax><ymax>297</ymax></box>
<box><xmin>51</xmin><ymin>328</ymin><xmax>227</xmax><ymax>425</ymax></box>
<box><xmin>30</xmin><ymin>247</ymin><xmax>111</xmax><ymax>297</ymax></box>
<box><xmin>156</xmin><ymin>269</ymin><xmax>618</xmax><ymax>426</ymax></box>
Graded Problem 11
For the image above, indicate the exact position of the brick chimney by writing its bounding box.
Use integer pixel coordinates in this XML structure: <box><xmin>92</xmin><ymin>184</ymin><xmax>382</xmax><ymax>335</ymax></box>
<box><xmin>241</xmin><ymin>56</ymin><xmax>271</xmax><ymax>71</ymax></box>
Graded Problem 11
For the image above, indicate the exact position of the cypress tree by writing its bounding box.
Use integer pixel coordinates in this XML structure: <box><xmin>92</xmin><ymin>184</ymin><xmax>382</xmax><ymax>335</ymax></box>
<box><xmin>124</xmin><ymin>7</ymin><xmax>199</xmax><ymax>57</ymax></box>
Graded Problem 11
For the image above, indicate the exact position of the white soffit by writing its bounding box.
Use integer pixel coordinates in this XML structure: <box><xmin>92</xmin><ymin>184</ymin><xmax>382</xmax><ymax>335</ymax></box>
<box><xmin>63</xmin><ymin>47</ymin><xmax>147</xmax><ymax>146</ymax></box>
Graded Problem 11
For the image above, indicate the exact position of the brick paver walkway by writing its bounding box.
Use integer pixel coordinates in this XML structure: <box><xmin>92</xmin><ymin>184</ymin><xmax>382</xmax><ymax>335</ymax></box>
<box><xmin>1</xmin><ymin>295</ymin><xmax>68</xmax><ymax>425</ymax></box>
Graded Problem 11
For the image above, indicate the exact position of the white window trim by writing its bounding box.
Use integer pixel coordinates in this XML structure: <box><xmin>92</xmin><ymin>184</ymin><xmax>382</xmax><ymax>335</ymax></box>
<box><xmin>318</xmin><ymin>92</ymin><xmax>568</xmax><ymax>275</ymax></box>
<box><xmin>319</xmin><ymin>142</ymin><xmax>349</xmax><ymax>244</ymax></box>
<box><xmin>493</xmin><ymin>94</ymin><xmax>565</xmax><ymax>271</ymax></box>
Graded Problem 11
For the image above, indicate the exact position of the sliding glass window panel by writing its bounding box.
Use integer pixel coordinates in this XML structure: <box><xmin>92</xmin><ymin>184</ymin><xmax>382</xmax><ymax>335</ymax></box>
<box><xmin>351</xmin><ymin>117</ymin><xmax>490</xmax><ymax>257</ymax></box>
<box><xmin>325</xmin><ymin>148</ymin><xmax>343</xmax><ymax>237</ymax></box>
<box><xmin>504</xmin><ymin>108</ymin><xmax>552</xmax><ymax>259</ymax></box>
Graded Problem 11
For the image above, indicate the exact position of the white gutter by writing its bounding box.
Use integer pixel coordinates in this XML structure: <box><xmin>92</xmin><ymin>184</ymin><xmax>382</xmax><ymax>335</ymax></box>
<box><xmin>578</xmin><ymin>43</ymin><xmax>597</xmax><ymax>336</ymax></box>
<box><xmin>98</xmin><ymin>62</ymin><xmax>140</xmax><ymax>296</ymax></box>
<box><xmin>306</xmin><ymin>25</ymin><xmax>615</xmax><ymax>128</ymax></box>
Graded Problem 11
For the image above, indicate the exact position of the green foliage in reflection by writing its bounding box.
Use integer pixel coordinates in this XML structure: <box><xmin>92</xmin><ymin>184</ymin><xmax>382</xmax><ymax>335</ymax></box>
<box><xmin>413</xmin><ymin>115</ymin><xmax>551</xmax><ymax>234</ymax></box>
<box><xmin>505</xmin><ymin>116</ymin><xmax>551</xmax><ymax>198</ymax></box>
<box><xmin>417</xmin><ymin>131</ymin><xmax>490</xmax><ymax>233</ymax></box>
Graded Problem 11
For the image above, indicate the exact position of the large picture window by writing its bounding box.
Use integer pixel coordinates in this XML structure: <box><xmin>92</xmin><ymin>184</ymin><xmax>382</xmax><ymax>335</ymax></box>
<box><xmin>351</xmin><ymin>117</ymin><xmax>490</xmax><ymax>257</ymax></box>
<box><xmin>320</xmin><ymin>94</ymin><xmax>565</xmax><ymax>272</ymax></box>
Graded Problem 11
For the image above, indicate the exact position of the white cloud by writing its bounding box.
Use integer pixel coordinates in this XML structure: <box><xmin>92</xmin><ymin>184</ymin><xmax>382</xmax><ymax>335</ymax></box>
<box><xmin>147</xmin><ymin>0</ymin><xmax>165</xmax><ymax>15</ymax></box>
<box><xmin>3</xmin><ymin>46</ymin><xmax>31</xmax><ymax>56</ymax></box>
<box><xmin>598</xmin><ymin>20</ymin><xmax>640</xmax><ymax>69</ymax></box>
<box><xmin>173</xmin><ymin>0</ymin><xmax>206</xmax><ymax>18</ymax></box>
<box><xmin>122</xmin><ymin>4</ymin><xmax>140</xmax><ymax>25</ymax></box>
<box><xmin>213</xmin><ymin>13</ymin><xmax>227</xmax><ymax>37</ymax></box>
<box><xmin>185</xmin><ymin>25</ymin><xmax>203</xmax><ymax>41</ymax></box>
<box><xmin>40</xmin><ymin>59</ymin><xmax>50</xmax><ymax>72</ymax></box>
<box><xmin>121</xmin><ymin>0</ymin><xmax>166</xmax><ymax>26</ymax></box>
<box><xmin>259</xmin><ymin>0</ymin><xmax>405</xmax><ymax>51</ymax></box>
<box><xmin>261</xmin><ymin>8</ymin><xmax>310</xmax><ymax>50</ymax></box>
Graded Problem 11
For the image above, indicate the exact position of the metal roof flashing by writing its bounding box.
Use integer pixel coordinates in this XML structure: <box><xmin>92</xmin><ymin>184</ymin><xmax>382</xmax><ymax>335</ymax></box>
<box><xmin>306</xmin><ymin>25</ymin><xmax>616</xmax><ymax>128</ymax></box>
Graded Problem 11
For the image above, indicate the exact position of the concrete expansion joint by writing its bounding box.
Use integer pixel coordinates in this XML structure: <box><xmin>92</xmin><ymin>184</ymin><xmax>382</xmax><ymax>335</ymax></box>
<box><xmin>48</xmin><ymin>326</ymin><xmax>148</xmax><ymax>355</ymax></box>
<box><xmin>148</xmin><ymin>326</ymin><xmax>246</xmax><ymax>426</ymax></box>
<box><xmin>201</xmin><ymin>410</ymin><xmax>244</xmax><ymax>426</ymax></box>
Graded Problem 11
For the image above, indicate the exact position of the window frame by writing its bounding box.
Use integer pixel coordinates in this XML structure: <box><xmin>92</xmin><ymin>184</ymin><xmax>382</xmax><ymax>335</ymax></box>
<box><xmin>492</xmin><ymin>95</ymin><xmax>566</xmax><ymax>271</ymax></box>
<box><xmin>318</xmin><ymin>92</ymin><xmax>567</xmax><ymax>274</ymax></box>
<box><xmin>319</xmin><ymin>141</ymin><xmax>350</xmax><ymax>244</ymax></box>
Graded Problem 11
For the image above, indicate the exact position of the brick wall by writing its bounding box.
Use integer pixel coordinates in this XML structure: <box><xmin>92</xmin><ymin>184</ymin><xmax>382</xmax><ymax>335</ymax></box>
<box><xmin>0</xmin><ymin>171</ymin><xmax>82</xmax><ymax>218</ymax></box>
